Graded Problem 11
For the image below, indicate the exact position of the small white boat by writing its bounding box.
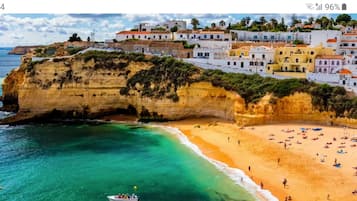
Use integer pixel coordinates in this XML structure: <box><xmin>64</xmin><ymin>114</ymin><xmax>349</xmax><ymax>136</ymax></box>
<box><xmin>107</xmin><ymin>194</ymin><xmax>139</xmax><ymax>201</ymax></box>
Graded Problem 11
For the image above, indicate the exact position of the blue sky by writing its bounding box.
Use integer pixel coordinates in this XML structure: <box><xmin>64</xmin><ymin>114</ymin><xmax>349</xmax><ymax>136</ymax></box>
<box><xmin>0</xmin><ymin>13</ymin><xmax>356</xmax><ymax>47</ymax></box>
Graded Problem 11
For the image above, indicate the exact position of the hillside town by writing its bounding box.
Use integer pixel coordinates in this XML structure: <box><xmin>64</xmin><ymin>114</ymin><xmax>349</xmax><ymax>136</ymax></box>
<box><xmin>27</xmin><ymin>15</ymin><xmax>357</xmax><ymax>93</ymax></box>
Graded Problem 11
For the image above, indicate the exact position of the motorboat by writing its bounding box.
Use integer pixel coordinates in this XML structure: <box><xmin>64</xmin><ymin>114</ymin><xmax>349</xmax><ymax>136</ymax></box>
<box><xmin>107</xmin><ymin>194</ymin><xmax>139</xmax><ymax>201</ymax></box>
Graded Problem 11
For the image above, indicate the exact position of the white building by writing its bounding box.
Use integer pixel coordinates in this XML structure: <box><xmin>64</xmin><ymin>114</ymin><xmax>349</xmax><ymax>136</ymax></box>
<box><xmin>314</xmin><ymin>55</ymin><xmax>344</xmax><ymax>74</ymax></box>
<box><xmin>192</xmin><ymin>45</ymin><xmax>274</xmax><ymax>73</ymax></box>
<box><xmin>115</xmin><ymin>31</ymin><xmax>173</xmax><ymax>41</ymax></box>
<box><xmin>338</xmin><ymin>32</ymin><xmax>357</xmax><ymax>56</ymax></box>
<box><xmin>310</xmin><ymin>30</ymin><xmax>342</xmax><ymax>51</ymax></box>
<box><xmin>174</xmin><ymin>30</ymin><xmax>231</xmax><ymax>41</ymax></box>
<box><xmin>161</xmin><ymin>20</ymin><xmax>187</xmax><ymax>31</ymax></box>
<box><xmin>230</xmin><ymin>30</ymin><xmax>311</xmax><ymax>44</ymax></box>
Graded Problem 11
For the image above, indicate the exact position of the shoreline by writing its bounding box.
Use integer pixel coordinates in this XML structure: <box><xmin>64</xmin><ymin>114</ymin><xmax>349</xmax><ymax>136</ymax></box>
<box><xmin>156</xmin><ymin>125</ymin><xmax>278</xmax><ymax>201</ymax></box>
<box><xmin>160</xmin><ymin>118</ymin><xmax>357</xmax><ymax>201</ymax></box>
<box><xmin>100</xmin><ymin>115</ymin><xmax>278</xmax><ymax>201</ymax></box>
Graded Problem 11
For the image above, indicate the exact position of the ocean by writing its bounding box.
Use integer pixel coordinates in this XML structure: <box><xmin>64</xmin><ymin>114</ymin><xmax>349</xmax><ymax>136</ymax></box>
<box><xmin>0</xmin><ymin>48</ymin><xmax>267</xmax><ymax>201</ymax></box>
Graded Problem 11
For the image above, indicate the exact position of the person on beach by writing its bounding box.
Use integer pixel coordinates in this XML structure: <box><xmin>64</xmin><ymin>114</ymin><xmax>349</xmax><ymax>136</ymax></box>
<box><xmin>260</xmin><ymin>182</ymin><xmax>264</xmax><ymax>189</ymax></box>
<box><xmin>284</xmin><ymin>143</ymin><xmax>287</xmax><ymax>149</ymax></box>
<box><xmin>277</xmin><ymin>158</ymin><xmax>280</xmax><ymax>165</ymax></box>
<box><xmin>283</xmin><ymin>178</ymin><xmax>287</xmax><ymax>188</ymax></box>
<box><xmin>237</xmin><ymin>140</ymin><xmax>240</xmax><ymax>145</ymax></box>
<box><xmin>248</xmin><ymin>166</ymin><xmax>251</xmax><ymax>172</ymax></box>
<box><xmin>227</xmin><ymin>136</ymin><xmax>230</xmax><ymax>142</ymax></box>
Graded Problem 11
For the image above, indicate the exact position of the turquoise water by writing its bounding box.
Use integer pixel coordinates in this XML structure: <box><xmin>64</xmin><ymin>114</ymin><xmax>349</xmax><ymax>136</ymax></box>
<box><xmin>0</xmin><ymin>47</ymin><xmax>257</xmax><ymax>201</ymax></box>
<box><xmin>0</xmin><ymin>123</ymin><xmax>256</xmax><ymax>201</ymax></box>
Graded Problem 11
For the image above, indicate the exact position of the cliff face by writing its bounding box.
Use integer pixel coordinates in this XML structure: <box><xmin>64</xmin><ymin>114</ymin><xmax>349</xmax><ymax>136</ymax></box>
<box><xmin>1</xmin><ymin>53</ymin><xmax>356</xmax><ymax>128</ymax></box>
<box><xmin>8</xmin><ymin>46</ymin><xmax>44</xmax><ymax>55</ymax></box>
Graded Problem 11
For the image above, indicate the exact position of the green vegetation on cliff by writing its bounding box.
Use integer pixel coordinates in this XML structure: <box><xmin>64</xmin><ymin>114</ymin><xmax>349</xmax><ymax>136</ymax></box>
<box><xmin>23</xmin><ymin>51</ymin><xmax>357</xmax><ymax>119</ymax></box>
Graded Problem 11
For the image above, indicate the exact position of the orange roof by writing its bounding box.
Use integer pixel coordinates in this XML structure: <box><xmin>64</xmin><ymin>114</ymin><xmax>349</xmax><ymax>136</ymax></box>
<box><xmin>303</xmin><ymin>25</ymin><xmax>313</xmax><ymax>29</ymax></box>
<box><xmin>316</xmin><ymin>55</ymin><xmax>343</xmax><ymax>59</ymax></box>
<box><xmin>341</xmin><ymin>40</ymin><xmax>357</xmax><ymax>42</ymax></box>
<box><xmin>343</xmin><ymin>33</ymin><xmax>357</xmax><ymax>36</ymax></box>
<box><xmin>199</xmin><ymin>31</ymin><xmax>225</xmax><ymax>34</ymax></box>
<box><xmin>116</xmin><ymin>31</ymin><xmax>150</xmax><ymax>35</ymax></box>
<box><xmin>326</xmin><ymin>38</ymin><xmax>337</xmax><ymax>43</ymax></box>
<box><xmin>339</xmin><ymin>68</ymin><xmax>352</xmax><ymax>75</ymax></box>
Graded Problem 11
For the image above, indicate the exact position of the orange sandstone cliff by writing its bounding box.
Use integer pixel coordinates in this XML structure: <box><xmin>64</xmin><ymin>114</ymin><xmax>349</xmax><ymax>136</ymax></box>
<box><xmin>1</xmin><ymin>52</ymin><xmax>356</xmax><ymax>128</ymax></box>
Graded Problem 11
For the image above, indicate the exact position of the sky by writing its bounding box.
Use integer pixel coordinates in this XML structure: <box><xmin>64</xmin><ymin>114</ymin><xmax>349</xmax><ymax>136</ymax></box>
<box><xmin>0</xmin><ymin>13</ymin><xmax>356</xmax><ymax>47</ymax></box>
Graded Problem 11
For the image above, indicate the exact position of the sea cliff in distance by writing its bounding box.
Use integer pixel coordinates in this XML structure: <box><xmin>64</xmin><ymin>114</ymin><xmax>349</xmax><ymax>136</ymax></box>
<box><xmin>8</xmin><ymin>46</ymin><xmax>44</xmax><ymax>55</ymax></box>
<box><xmin>1</xmin><ymin>45</ymin><xmax>356</xmax><ymax>127</ymax></box>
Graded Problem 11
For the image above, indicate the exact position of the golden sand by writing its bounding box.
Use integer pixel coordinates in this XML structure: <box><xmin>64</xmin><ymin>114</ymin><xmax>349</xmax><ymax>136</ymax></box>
<box><xmin>164</xmin><ymin>118</ymin><xmax>357</xmax><ymax>201</ymax></box>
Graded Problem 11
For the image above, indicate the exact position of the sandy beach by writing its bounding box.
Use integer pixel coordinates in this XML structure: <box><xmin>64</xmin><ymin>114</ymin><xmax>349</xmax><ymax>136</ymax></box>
<box><xmin>164</xmin><ymin>119</ymin><xmax>357</xmax><ymax>201</ymax></box>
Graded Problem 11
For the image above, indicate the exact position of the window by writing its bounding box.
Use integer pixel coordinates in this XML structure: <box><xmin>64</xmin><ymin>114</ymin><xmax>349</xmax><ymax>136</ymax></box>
<box><xmin>241</xmin><ymin>62</ymin><xmax>244</xmax><ymax>68</ymax></box>
<box><xmin>255</xmin><ymin>61</ymin><xmax>258</xmax><ymax>66</ymax></box>
<box><xmin>324</xmin><ymin>61</ymin><xmax>327</xmax><ymax>65</ymax></box>
<box><xmin>233</xmin><ymin>61</ymin><xmax>236</xmax><ymax>65</ymax></box>
<box><xmin>262</xmin><ymin>54</ymin><xmax>265</xmax><ymax>59</ymax></box>
<box><xmin>331</xmin><ymin>61</ymin><xmax>334</xmax><ymax>65</ymax></box>
<box><xmin>204</xmin><ymin>35</ymin><xmax>207</xmax><ymax>39</ymax></box>
<box><xmin>318</xmin><ymin>68</ymin><xmax>321</xmax><ymax>72</ymax></box>
<box><xmin>153</xmin><ymin>35</ymin><xmax>156</xmax><ymax>39</ymax></box>
<box><xmin>144</xmin><ymin>36</ymin><xmax>147</xmax><ymax>39</ymax></box>
<box><xmin>279</xmin><ymin>51</ymin><xmax>283</xmax><ymax>55</ymax></box>
<box><xmin>138</xmin><ymin>35</ymin><xmax>141</xmax><ymax>39</ymax></box>
<box><xmin>126</xmin><ymin>35</ymin><xmax>129</xmax><ymax>38</ymax></box>
<box><xmin>319</xmin><ymin>61</ymin><xmax>322</xmax><ymax>65</ymax></box>
<box><xmin>309</xmin><ymin>59</ymin><xmax>312</xmax><ymax>63</ymax></box>
<box><xmin>204</xmin><ymin>53</ymin><xmax>209</xmax><ymax>57</ymax></box>
<box><xmin>227</xmin><ymin>61</ymin><xmax>230</xmax><ymax>65</ymax></box>
<box><xmin>249</xmin><ymin>61</ymin><xmax>253</xmax><ymax>65</ymax></box>
<box><xmin>260</xmin><ymin>62</ymin><xmax>264</xmax><ymax>66</ymax></box>
<box><xmin>352</xmin><ymin>43</ymin><xmax>356</xmax><ymax>47</ymax></box>
<box><xmin>217</xmin><ymin>35</ymin><xmax>220</xmax><ymax>39</ymax></box>
<box><xmin>295</xmin><ymin>58</ymin><xmax>299</xmax><ymax>63</ymax></box>
<box><xmin>285</xmin><ymin>67</ymin><xmax>288</xmax><ymax>71</ymax></box>
<box><xmin>252</xmin><ymin>54</ymin><xmax>255</xmax><ymax>59</ymax></box>
<box><xmin>311</xmin><ymin>51</ymin><xmax>314</xmax><ymax>55</ymax></box>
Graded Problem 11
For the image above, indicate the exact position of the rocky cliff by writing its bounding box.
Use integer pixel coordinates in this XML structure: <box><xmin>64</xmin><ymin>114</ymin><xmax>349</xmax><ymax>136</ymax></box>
<box><xmin>8</xmin><ymin>46</ymin><xmax>44</xmax><ymax>55</ymax></box>
<box><xmin>1</xmin><ymin>51</ymin><xmax>356</xmax><ymax>128</ymax></box>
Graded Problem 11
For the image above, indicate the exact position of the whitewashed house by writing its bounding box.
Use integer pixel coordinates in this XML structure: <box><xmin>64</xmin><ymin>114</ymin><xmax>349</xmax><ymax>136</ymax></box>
<box><xmin>116</xmin><ymin>31</ymin><xmax>173</xmax><ymax>41</ymax></box>
<box><xmin>310</xmin><ymin>30</ymin><xmax>342</xmax><ymax>51</ymax></box>
<box><xmin>230</xmin><ymin>30</ymin><xmax>311</xmax><ymax>44</ymax></box>
<box><xmin>174</xmin><ymin>30</ymin><xmax>230</xmax><ymax>41</ymax></box>
<box><xmin>314</xmin><ymin>55</ymin><xmax>344</xmax><ymax>74</ymax></box>
<box><xmin>192</xmin><ymin>45</ymin><xmax>274</xmax><ymax>73</ymax></box>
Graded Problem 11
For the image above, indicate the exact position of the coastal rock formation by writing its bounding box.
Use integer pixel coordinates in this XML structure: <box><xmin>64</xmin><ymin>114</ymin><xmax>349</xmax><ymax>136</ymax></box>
<box><xmin>1</xmin><ymin>51</ymin><xmax>356</xmax><ymax>127</ymax></box>
<box><xmin>8</xmin><ymin>46</ymin><xmax>44</xmax><ymax>55</ymax></box>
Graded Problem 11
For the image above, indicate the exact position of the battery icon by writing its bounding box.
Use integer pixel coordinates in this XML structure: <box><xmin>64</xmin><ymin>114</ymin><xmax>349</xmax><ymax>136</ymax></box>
<box><xmin>342</xmin><ymin>3</ymin><xmax>347</xmax><ymax>10</ymax></box>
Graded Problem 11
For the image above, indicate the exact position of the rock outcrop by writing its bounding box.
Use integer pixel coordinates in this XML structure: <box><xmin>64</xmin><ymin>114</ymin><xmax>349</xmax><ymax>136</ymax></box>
<box><xmin>1</xmin><ymin>51</ymin><xmax>356</xmax><ymax>128</ymax></box>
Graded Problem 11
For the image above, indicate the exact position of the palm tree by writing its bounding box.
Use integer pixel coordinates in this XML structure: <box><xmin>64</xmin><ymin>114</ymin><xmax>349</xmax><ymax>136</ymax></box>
<box><xmin>211</xmin><ymin>22</ymin><xmax>217</xmax><ymax>29</ymax></box>
<box><xmin>308</xmin><ymin>17</ymin><xmax>314</xmax><ymax>25</ymax></box>
<box><xmin>245</xmin><ymin>17</ymin><xmax>251</xmax><ymax>28</ymax></box>
<box><xmin>259</xmin><ymin>16</ymin><xmax>267</xmax><ymax>25</ymax></box>
<box><xmin>191</xmin><ymin>18</ymin><xmax>200</xmax><ymax>30</ymax></box>
<box><xmin>270</xmin><ymin>18</ymin><xmax>278</xmax><ymax>30</ymax></box>
<box><xmin>219</xmin><ymin>20</ymin><xmax>226</xmax><ymax>28</ymax></box>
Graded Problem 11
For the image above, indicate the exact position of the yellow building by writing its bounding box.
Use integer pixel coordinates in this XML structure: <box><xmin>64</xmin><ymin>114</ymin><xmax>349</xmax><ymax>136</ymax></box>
<box><xmin>267</xmin><ymin>45</ymin><xmax>335</xmax><ymax>75</ymax></box>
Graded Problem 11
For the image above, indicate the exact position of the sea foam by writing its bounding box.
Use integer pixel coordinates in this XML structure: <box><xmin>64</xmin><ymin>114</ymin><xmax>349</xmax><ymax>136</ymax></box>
<box><xmin>155</xmin><ymin>125</ymin><xmax>279</xmax><ymax>201</ymax></box>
